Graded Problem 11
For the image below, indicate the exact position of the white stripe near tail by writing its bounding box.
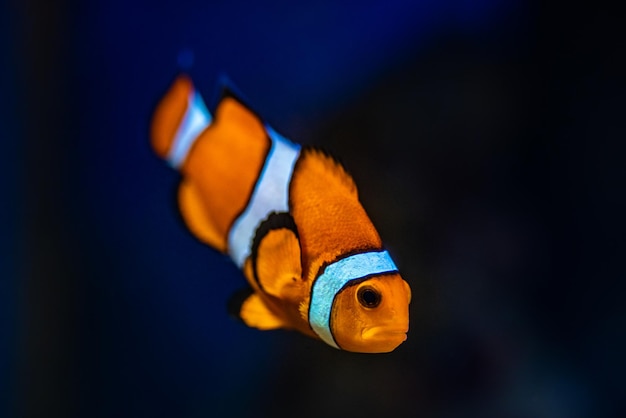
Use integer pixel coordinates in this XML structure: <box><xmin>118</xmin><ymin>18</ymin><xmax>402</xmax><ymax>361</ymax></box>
<box><xmin>167</xmin><ymin>90</ymin><xmax>212</xmax><ymax>169</ymax></box>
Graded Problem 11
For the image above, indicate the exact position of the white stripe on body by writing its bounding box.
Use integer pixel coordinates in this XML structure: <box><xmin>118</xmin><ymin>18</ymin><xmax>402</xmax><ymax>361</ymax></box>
<box><xmin>227</xmin><ymin>126</ymin><xmax>301</xmax><ymax>268</ymax></box>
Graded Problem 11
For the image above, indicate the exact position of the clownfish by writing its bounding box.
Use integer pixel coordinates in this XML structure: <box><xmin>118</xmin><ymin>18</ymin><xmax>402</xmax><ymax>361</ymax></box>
<box><xmin>150</xmin><ymin>75</ymin><xmax>411</xmax><ymax>353</ymax></box>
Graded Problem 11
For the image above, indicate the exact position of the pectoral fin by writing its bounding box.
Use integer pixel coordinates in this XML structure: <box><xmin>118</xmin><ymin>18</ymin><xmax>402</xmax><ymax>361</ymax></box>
<box><xmin>254</xmin><ymin>223</ymin><xmax>302</xmax><ymax>299</ymax></box>
<box><xmin>178</xmin><ymin>180</ymin><xmax>227</xmax><ymax>252</ymax></box>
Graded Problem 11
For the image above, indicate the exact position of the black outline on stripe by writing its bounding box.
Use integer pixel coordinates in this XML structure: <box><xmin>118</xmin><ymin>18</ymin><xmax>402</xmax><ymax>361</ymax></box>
<box><xmin>313</xmin><ymin>246</ymin><xmax>385</xmax><ymax>283</ymax></box>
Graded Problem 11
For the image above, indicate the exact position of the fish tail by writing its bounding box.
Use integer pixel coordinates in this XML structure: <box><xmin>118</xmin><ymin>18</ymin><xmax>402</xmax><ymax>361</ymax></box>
<box><xmin>150</xmin><ymin>75</ymin><xmax>212</xmax><ymax>169</ymax></box>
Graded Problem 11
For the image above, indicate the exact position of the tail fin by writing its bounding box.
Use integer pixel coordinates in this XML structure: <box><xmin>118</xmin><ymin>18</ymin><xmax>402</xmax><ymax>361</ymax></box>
<box><xmin>150</xmin><ymin>75</ymin><xmax>212</xmax><ymax>169</ymax></box>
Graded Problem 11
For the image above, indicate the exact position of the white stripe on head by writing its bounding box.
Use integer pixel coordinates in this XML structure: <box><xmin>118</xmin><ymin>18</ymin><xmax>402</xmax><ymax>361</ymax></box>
<box><xmin>308</xmin><ymin>250</ymin><xmax>398</xmax><ymax>349</ymax></box>
<box><xmin>228</xmin><ymin>126</ymin><xmax>301</xmax><ymax>267</ymax></box>
<box><xmin>167</xmin><ymin>90</ymin><xmax>212</xmax><ymax>169</ymax></box>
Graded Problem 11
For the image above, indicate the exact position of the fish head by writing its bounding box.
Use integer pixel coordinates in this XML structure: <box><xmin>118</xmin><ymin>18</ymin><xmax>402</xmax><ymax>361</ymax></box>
<box><xmin>330</xmin><ymin>273</ymin><xmax>411</xmax><ymax>353</ymax></box>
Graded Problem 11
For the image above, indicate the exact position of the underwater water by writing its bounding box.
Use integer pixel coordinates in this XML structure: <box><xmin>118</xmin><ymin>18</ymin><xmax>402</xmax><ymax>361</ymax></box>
<box><xmin>2</xmin><ymin>0</ymin><xmax>624</xmax><ymax>417</ymax></box>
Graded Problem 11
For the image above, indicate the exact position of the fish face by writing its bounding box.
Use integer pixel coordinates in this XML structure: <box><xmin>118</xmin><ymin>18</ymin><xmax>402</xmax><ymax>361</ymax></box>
<box><xmin>330</xmin><ymin>273</ymin><xmax>411</xmax><ymax>353</ymax></box>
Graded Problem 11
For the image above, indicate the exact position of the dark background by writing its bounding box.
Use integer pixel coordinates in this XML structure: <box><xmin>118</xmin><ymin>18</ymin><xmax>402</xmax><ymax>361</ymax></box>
<box><xmin>2</xmin><ymin>1</ymin><xmax>624</xmax><ymax>417</ymax></box>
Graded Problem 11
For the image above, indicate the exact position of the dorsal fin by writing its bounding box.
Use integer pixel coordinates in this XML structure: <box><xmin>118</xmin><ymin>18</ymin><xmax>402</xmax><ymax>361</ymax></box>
<box><xmin>212</xmin><ymin>92</ymin><xmax>266</xmax><ymax>148</ymax></box>
<box><xmin>298</xmin><ymin>147</ymin><xmax>357</xmax><ymax>195</ymax></box>
<box><xmin>216</xmin><ymin>77</ymin><xmax>254</xmax><ymax>111</ymax></box>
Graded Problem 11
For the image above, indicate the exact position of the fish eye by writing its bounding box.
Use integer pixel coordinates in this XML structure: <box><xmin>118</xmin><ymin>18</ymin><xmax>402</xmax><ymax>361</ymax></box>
<box><xmin>357</xmin><ymin>286</ymin><xmax>381</xmax><ymax>308</ymax></box>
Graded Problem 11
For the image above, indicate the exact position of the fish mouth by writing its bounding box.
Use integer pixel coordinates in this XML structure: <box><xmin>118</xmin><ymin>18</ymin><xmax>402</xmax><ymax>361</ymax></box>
<box><xmin>362</xmin><ymin>325</ymin><xmax>408</xmax><ymax>342</ymax></box>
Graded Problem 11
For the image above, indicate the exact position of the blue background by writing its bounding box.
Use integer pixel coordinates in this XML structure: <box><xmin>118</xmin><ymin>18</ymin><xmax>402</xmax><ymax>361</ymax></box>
<box><xmin>2</xmin><ymin>1</ymin><xmax>624</xmax><ymax>417</ymax></box>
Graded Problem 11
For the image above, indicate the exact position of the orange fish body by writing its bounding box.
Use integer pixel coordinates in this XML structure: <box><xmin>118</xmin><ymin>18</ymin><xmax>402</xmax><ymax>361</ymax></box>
<box><xmin>151</xmin><ymin>75</ymin><xmax>411</xmax><ymax>353</ymax></box>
